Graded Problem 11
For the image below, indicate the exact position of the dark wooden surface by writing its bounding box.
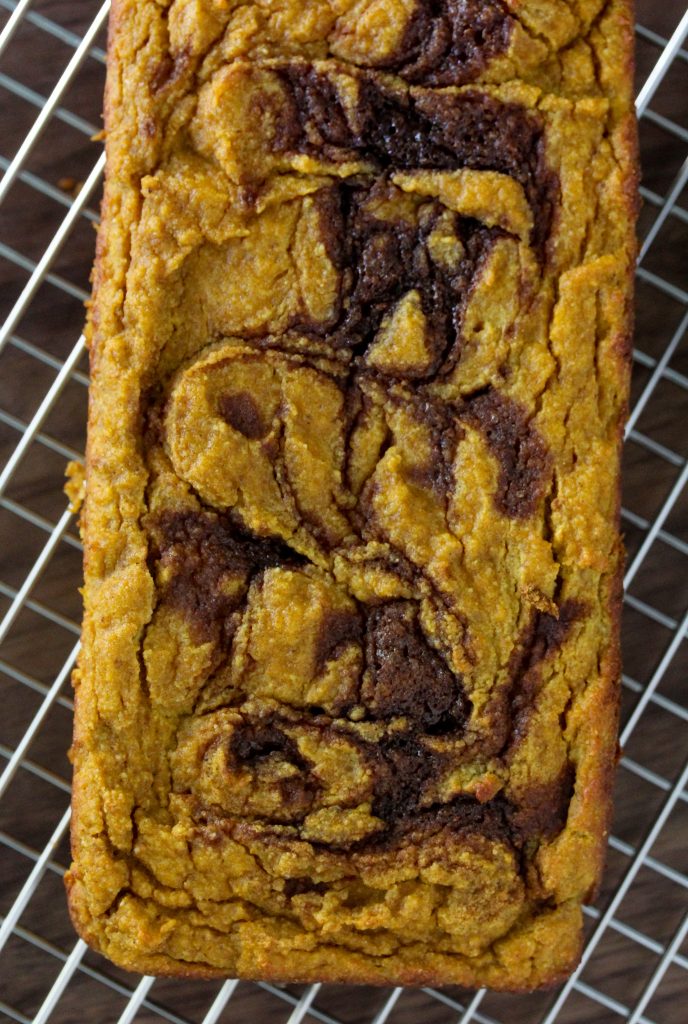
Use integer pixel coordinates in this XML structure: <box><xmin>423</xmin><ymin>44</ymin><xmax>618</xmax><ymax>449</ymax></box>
<box><xmin>0</xmin><ymin>2</ymin><xmax>687</xmax><ymax>1022</ymax></box>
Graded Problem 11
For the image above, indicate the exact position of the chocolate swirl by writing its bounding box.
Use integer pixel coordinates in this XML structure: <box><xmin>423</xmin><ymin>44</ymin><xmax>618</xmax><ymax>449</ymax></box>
<box><xmin>272</xmin><ymin>68</ymin><xmax>557</xmax><ymax>257</ymax></box>
<box><xmin>333</xmin><ymin>0</ymin><xmax>513</xmax><ymax>87</ymax></box>
<box><xmin>144</xmin><ymin>47</ymin><xmax>574</xmax><ymax>890</ymax></box>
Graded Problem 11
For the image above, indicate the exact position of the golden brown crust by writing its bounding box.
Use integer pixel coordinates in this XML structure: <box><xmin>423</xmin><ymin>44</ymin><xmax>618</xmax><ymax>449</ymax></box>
<box><xmin>68</xmin><ymin>0</ymin><xmax>637</xmax><ymax>989</ymax></box>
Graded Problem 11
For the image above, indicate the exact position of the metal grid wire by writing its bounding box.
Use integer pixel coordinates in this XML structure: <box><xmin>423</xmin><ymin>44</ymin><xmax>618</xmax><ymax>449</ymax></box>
<box><xmin>0</xmin><ymin>0</ymin><xmax>687</xmax><ymax>1021</ymax></box>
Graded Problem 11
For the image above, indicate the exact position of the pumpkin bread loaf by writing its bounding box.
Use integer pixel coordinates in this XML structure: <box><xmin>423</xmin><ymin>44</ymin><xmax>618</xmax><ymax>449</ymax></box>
<box><xmin>67</xmin><ymin>0</ymin><xmax>637</xmax><ymax>989</ymax></box>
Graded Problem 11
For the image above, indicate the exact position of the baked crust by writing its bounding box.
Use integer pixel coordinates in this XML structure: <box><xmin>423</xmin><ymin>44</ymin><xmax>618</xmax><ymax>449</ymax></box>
<box><xmin>67</xmin><ymin>0</ymin><xmax>637</xmax><ymax>989</ymax></box>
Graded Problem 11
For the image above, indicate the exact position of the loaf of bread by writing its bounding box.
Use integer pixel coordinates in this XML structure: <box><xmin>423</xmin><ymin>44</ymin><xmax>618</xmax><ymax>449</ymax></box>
<box><xmin>67</xmin><ymin>0</ymin><xmax>637</xmax><ymax>989</ymax></box>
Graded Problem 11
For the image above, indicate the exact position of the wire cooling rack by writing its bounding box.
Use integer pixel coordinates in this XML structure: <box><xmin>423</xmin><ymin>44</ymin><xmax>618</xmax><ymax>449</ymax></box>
<box><xmin>0</xmin><ymin>1</ymin><xmax>687</xmax><ymax>1022</ymax></box>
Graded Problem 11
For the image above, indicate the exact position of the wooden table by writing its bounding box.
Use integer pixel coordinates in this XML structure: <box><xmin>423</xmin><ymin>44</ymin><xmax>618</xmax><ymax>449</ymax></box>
<box><xmin>0</xmin><ymin>2</ymin><xmax>686</xmax><ymax>1022</ymax></box>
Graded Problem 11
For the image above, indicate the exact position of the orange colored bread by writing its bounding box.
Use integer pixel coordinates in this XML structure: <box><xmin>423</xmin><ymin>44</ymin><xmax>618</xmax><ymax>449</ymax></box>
<box><xmin>67</xmin><ymin>0</ymin><xmax>637</xmax><ymax>989</ymax></box>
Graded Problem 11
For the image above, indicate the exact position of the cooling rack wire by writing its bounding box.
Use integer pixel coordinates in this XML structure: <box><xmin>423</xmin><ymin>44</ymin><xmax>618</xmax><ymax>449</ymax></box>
<box><xmin>0</xmin><ymin>1</ymin><xmax>687</xmax><ymax>1022</ymax></box>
